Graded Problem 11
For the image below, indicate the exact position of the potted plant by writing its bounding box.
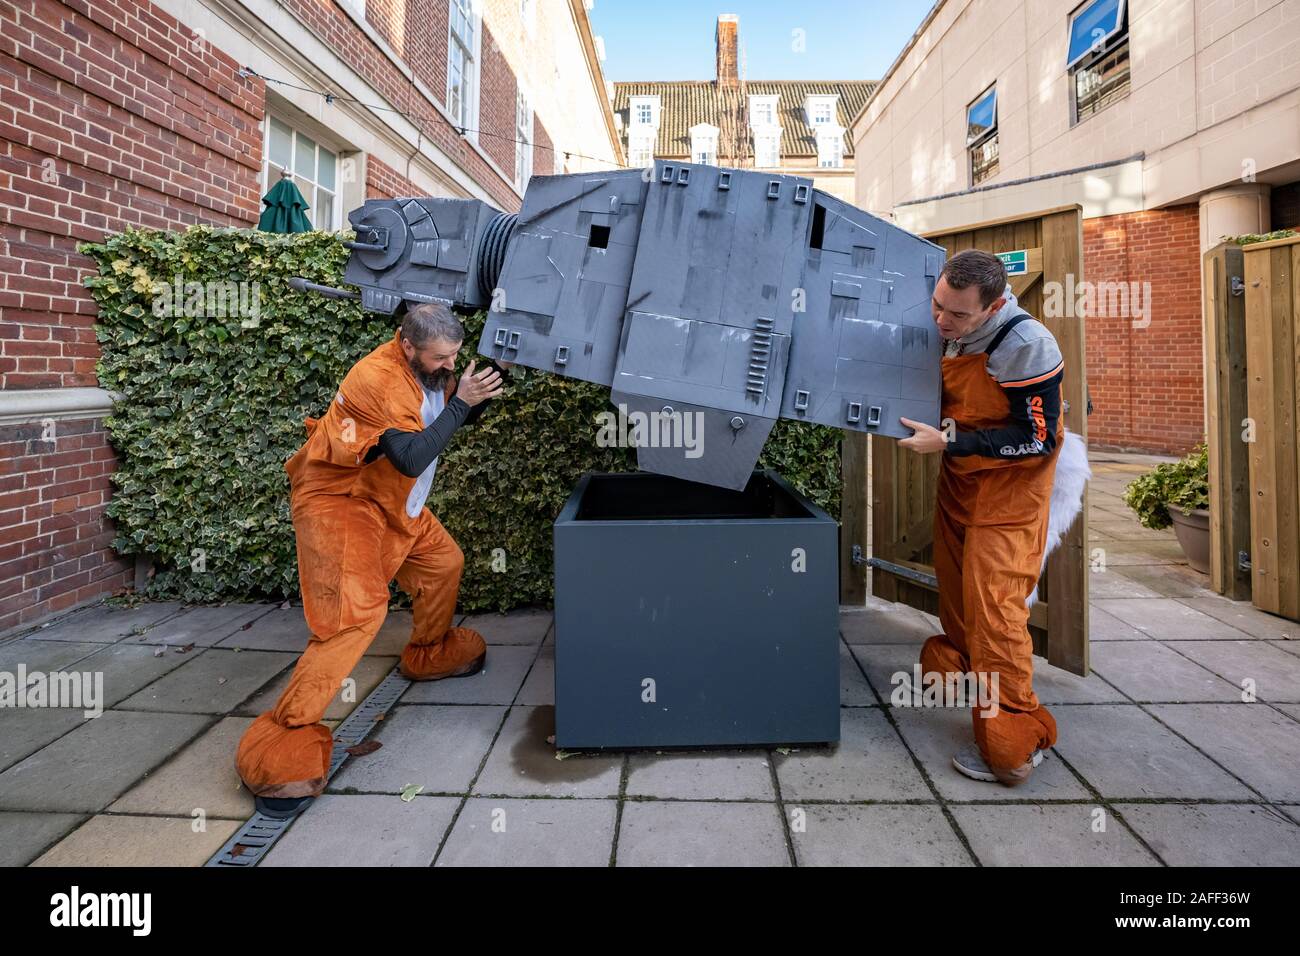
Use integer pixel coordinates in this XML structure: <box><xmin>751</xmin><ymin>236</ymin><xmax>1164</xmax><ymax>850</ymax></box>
<box><xmin>1122</xmin><ymin>444</ymin><xmax>1211</xmax><ymax>573</ymax></box>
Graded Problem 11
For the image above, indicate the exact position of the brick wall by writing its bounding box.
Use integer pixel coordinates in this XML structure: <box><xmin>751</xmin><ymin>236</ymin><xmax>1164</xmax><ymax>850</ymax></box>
<box><xmin>0</xmin><ymin>0</ymin><xmax>264</xmax><ymax>632</ymax></box>
<box><xmin>0</xmin><ymin>0</ymin><xmax>265</xmax><ymax>391</ymax></box>
<box><xmin>0</xmin><ymin>417</ymin><xmax>131</xmax><ymax>633</ymax></box>
<box><xmin>366</xmin><ymin>154</ymin><xmax>423</xmax><ymax>200</ymax></box>
<box><xmin>535</xmin><ymin>118</ymin><xmax>554</xmax><ymax>176</ymax></box>
<box><xmin>1083</xmin><ymin>204</ymin><xmax>1205</xmax><ymax>454</ymax></box>
<box><xmin>278</xmin><ymin>0</ymin><xmax>523</xmax><ymax>212</ymax></box>
<box><xmin>478</xmin><ymin>23</ymin><xmax>517</xmax><ymax>178</ymax></box>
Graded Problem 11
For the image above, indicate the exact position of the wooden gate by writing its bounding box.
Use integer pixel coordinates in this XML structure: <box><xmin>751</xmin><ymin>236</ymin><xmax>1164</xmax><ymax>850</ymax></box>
<box><xmin>846</xmin><ymin>205</ymin><xmax>1090</xmax><ymax>676</ymax></box>
<box><xmin>1242</xmin><ymin>235</ymin><xmax>1300</xmax><ymax>621</ymax></box>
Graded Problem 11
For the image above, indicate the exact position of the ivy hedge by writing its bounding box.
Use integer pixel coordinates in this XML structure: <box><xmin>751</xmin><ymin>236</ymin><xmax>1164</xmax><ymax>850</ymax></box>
<box><xmin>82</xmin><ymin>226</ymin><xmax>843</xmax><ymax>611</ymax></box>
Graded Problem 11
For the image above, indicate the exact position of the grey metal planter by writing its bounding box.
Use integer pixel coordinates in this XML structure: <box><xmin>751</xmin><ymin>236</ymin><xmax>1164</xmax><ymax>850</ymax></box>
<box><xmin>552</xmin><ymin>470</ymin><xmax>840</xmax><ymax>749</ymax></box>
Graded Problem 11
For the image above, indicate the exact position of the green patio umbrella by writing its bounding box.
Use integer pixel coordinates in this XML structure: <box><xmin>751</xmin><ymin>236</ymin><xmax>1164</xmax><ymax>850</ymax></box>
<box><xmin>258</xmin><ymin>172</ymin><xmax>312</xmax><ymax>233</ymax></box>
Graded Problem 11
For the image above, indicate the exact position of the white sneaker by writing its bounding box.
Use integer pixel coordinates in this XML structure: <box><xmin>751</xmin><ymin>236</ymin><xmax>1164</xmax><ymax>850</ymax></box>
<box><xmin>952</xmin><ymin>744</ymin><xmax>1042</xmax><ymax>783</ymax></box>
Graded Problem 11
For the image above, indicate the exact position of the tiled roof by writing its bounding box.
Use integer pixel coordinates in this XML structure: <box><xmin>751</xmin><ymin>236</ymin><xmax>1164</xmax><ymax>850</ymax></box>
<box><xmin>612</xmin><ymin>80</ymin><xmax>875</xmax><ymax>159</ymax></box>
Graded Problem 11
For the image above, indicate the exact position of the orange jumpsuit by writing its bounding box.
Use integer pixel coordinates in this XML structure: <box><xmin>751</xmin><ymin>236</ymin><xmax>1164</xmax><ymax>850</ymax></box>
<box><xmin>235</xmin><ymin>330</ymin><xmax>486</xmax><ymax>799</ymax></box>
<box><xmin>919</xmin><ymin>346</ymin><xmax>1064</xmax><ymax>784</ymax></box>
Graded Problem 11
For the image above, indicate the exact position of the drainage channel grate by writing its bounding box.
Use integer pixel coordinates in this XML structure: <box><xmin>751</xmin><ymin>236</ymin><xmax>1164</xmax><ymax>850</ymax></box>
<box><xmin>206</xmin><ymin>667</ymin><xmax>412</xmax><ymax>867</ymax></box>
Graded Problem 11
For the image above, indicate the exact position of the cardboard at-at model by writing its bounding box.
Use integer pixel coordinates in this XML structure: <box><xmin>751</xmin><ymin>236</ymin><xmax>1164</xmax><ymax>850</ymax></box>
<box><xmin>336</xmin><ymin>161</ymin><xmax>946</xmax><ymax>490</ymax></box>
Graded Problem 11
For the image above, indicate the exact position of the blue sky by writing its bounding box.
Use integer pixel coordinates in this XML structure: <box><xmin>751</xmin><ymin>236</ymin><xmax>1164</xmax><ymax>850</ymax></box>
<box><xmin>587</xmin><ymin>0</ymin><xmax>937</xmax><ymax>82</ymax></box>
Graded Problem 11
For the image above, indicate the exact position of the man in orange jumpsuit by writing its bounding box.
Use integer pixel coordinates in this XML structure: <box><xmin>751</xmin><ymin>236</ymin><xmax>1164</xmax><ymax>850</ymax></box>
<box><xmin>899</xmin><ymin>250</ymin><xmax>1065</xmax><ymax>786</ymax></box>
<box><xmin>236</xmin><ymin>302</ymin><xmax>505</xmax><ymax>817</ymax></box>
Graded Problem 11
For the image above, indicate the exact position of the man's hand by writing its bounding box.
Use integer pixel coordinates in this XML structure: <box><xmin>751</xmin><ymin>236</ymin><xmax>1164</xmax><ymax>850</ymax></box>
<box><xmin>455</xmin><ymin>360</ymin><xmax>505</xmax><ymax>407</ymax></box>
<box><xmin>898</xmin><ymin>417</ymin><xmax>947</xmax><ymax>454</ymax></box>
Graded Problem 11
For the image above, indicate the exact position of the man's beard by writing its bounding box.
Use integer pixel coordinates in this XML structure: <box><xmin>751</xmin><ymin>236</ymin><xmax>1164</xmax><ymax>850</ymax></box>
<box><xmin>410</xmin><ymin>359</ymin><xmax>453</xmax><ymax>392</ymax></box>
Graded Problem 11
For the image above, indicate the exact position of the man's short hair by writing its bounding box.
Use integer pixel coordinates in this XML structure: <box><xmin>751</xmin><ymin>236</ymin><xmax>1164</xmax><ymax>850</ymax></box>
<box><xmin>940</xmin><ymin>250</ymin><xmax>1007</xmax><ymax>308</ymax></box>
<box><xmin>400</xmin><ymin>302</ymin><xmax>464</xmax><ymax>348</ymax></box>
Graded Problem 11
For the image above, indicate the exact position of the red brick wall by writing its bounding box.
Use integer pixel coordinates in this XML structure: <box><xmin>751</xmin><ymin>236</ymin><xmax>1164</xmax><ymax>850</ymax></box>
<box><xmin>407</xmin><ymin>0</ymin><xmax>448</xmax><ymax>111</ymax></box>
<box><xmin>478</xmin><ymin>24</ymin><xmax>517</xmax><ymax>178</ymax></box>
<box><xmin>0</xmin><ymin>0</ymin><xmax>265</xmax><ymax>391</ymax></box>
<box><xmin>0</xmin><ymin>417</ymin><xmax>131</xmax><ymax>634</ymax></box>
<box><xmin>0</xmin><ymin>0</ymin><xmax>263</xmax><ymax>632</ymax></box>
<box><xmin>1083</xmin><ymin>205</ymin><xmax>1205</xmax><ymax>455</ymax></box>
<box><xmin>535</xmin><ymin>118</ymin><xmax>554</xmax><ymax>176</ymax></box>
<box><xmin>278</xmin><ymin>0</ymin><xmax>522</xmax><ymax>212</ymax></box>
<box><xmin>366</xmin><ymin>154</ymin><xmax>423</xmax><ymax>200</ymax></box>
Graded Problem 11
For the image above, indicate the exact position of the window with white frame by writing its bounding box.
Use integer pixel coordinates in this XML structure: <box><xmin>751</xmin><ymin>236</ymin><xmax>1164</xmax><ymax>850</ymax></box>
<box><xmin>966</xmin><ymin>84</ymin><xmax>998</xmax><ymax>185</ymax></box>
<box><xmin>264</xmin><ymin>114</ymin><xmax>341</xmax><ymax>230</ymax></box>
<box><xmin>805</xmin><ymin>95</ymin><xmax>837</xmax><ymax>127</ymax></box>
<box><xmin>1067</xmin><ymin>0</ymin><xmax>1129</xmax><ymax>124</ymax></box>
<box><xmin>515</xmin><ymin>90</ymin><xmax>533</xmax><ymax>188</ymax></box>
<box><xmin>753</xmin><ymin>132</ymin><xmax>780</xmax><ymax>168</ymax></box>
<box><xmin>627</xmin><ymin>132</ymin><xmax>655</xmax><ymax>169</ymax></box>
<box><xmin>816</xmin><ymin>129</ymin><xmax>843</xmax><ymax>168</ymax></box>
<box><xmin>690</xmin><ymin>124</ymin><xmax>719</xmax><ymax>166</ymax></box>
<box><xmin>629</xmin><ymin>95</ymin><xmax>659</xmax><ymax>129</ymax></box>
<box><xmin>748</xmin><ymin>94</ymin><xmax>778</xmax><ymax>129</ymax></box>
<box><xmin>447</xmin><ymin>0</ymin><xmax>479</xmax><ymax>132</ymax></box>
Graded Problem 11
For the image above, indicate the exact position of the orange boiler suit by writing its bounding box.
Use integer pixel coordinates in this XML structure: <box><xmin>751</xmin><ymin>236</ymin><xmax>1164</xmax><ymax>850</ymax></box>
<box><xmin>919</xmin><ymin>311</ymin><xmax>1065</xmax><ymax>784</ymax></box>
<box><xmin>236</xmin><ymin>330</ymin><xmax>486</xmax><ymax>799</ymax></box>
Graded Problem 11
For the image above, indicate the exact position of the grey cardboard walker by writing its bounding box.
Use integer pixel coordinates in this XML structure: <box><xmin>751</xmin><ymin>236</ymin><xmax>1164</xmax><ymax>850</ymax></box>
<box><xmin>294</xmin><ymin>162</ymin><xmax>948</xmax><ymax>748</ymax></box>
<box><xmin>318</xmin><ymin>160</ymin><xmax>946</xmax><ymax>491</ymax></box>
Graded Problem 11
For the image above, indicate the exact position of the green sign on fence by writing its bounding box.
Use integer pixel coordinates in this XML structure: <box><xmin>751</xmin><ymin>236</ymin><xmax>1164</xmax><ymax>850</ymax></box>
<box><xmin>997</xmin><ymin>249</ymin><xmax>1028</xmax><ymax>276</ymax></box>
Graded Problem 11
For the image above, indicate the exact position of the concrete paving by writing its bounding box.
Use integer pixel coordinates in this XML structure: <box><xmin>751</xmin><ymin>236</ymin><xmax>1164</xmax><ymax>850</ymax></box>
<box><xmin>1</xmin><ymin>451</ymin><xmax>1297</xmax><ymax>866</ymax></box>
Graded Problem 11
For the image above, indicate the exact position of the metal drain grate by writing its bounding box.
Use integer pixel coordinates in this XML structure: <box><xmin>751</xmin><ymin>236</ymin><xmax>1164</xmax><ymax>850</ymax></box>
<box><xmin>207</xmin><ymin>666</ymin><xmax>412</xmax><ymax>867</ymax></box>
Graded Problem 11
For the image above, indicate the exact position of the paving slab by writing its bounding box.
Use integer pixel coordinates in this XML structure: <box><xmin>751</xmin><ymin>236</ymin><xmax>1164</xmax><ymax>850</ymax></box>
<box><xmin>626</xmin><ymin>750</ymin><xmax>776</xmax><ymax>801</ymax></box>
<box><xmin>774</xmin><ymin>706</ymin><xmax>930</xmax><ymax>802</ymax></box>
<box><xmin>1093</xmin><ymin>599</ymin><xmax>1247</xmax><ymax>641</ymax></box>
<box><xmin>0</xmin><ymin>709</ymin><xmax>211</xmax><ymax>812</ymax></box>
<box><xmin>21</xmin><ymin>602</ymin><xmax>185</xmax><ymax>644</ymax></box>
<box><xmin>261</xmin><ymin>794</ymin><xmax>459</xmax><ymax>867</ymax></box>
<box><xmin>214</xmin><ymin>607</ymin><xmax>311</xmax><ymax>652</ymax></box>
<box><xmin>437</xmin><ymin>797</ymin><xmax>617</xmax><ymax>867</ymax></box>
<box><xmin>31</xmin><ymin>814</ymin><xmax>241</xmax><ymax>867</ymax></box>
<box><xmin>1111</xmin><ymin>563</ymin><xmax>1217</xmax><ymax>599</ymax></box>
<box><xmin>1051</xmin><ymin>704</ymin><xmax>1253</xmax><ymax>800</ymax></box>
<box><xmin>1090</xmin><ymin>641</ymin><xmax>1243</xmax><ymax>702</ymax></box>
<box><xmin>0</xmin><ymin>811</ymin><xmax>86</xmax><ymax>866</ymax></box>
<box><xmin>473</xmin><ymin>705</ymin><xmax>622</xmax><ymax>798</ymax></box>
<box><xmin>949</xmin><ymin>804</ymin><xmax>1158</xmax><ymax>866</ymax></box>
<box><xmin>839</xmin><ymin>605</ymin><xmax>933</xmax><ymax>645</ymax></box>
<box><xmin>116</xmin><ymin>648</ymin><xmax>295</xmax><ymax>714</ymax></box>
<box><xmin>1091</xmin><ymin>542</ymin><xmax>1188</xmax><ymax>566</ymax></box>
<box><xmin>1088</xmin><ymin>605</ymin><xmax>1152</xmax><ymax>641</ymax></box>
<box><xmin>461</xmin><ymin>608</ymin><xmax>552</xmax><ymax>645</ymax></box>
<box><xmin>616</xmin><ymin>800</ymin><xmax>789</xmax><ymax>867</ymax></box>
<box><xmin>790</xmin><ymin>804</ymin><xmax>972</xmax><ymax>866</ymax></box>
<box><xmin>1029</xmin><ymin>658</ymin><xmax>1129</xmax><ymax>704</ymax></box>
<box><xmin>1175</xmin><ymin>598</ymin><xmax>1298</xmax><ymax>641</ymax></box>
<box><xmin>331</xmin><ymin>703</ymin><xmax>505</xmax><ymax>795</ymax></box>
<box><xmin>0</xmin><ymin>708</ymin><xmax>87</xmax><ymax>774</ymax></box>
<box><xmin>121</xmin><ymin>603</ymin><xmax>273</xmax><ymax>648</ymax></box>
<box><xmin>367</xmin><ymin>610</ymin><xmax>416</xmax><ymax>656</ymax></box>
<box><xmin>839</xmin><ymin>641</ymin><xmax>874</xmax><ymax>705</ymax></box>
<box><xmin>78</xmin><ymin>640</ymin><xmax>203</xmax><ymax>708</ymax></box>
<box><xmin>402</xmin><ymin>644</ymin><xmax>535</xmax><ymax>704</ymax></box>
<box><xmin>1087</xmin><ymin>570</ymin><xmax>1164</xmax><ymax>599</ymax></box>
<box><xmin>1147</xmin><ymin>703</ymin><xmax>1300</xmax><ymax>802</ymax></box>
<box><xmin>108</xmin><ymin>716</ymin><xmax>255</xmax><ymax>819</ymax></box>
<box><xmin>1115</xmin><ymin>803</ymin><xmax>1300</xmax><ymax>867</ymax></box>
<box><xmin>0</xmin><ymin>639</ymin><xmax>104</xmax><ymax>671</ymax></box>
<box><xmin>1164</xmin><ymin>641</ymin><xmax>1300</xmax><ymax>702</ymax></box>
<box><xmin>891</xmin><ymin>706</ymin><xmax>1089</xmax><ymax>801</ymax></box>
<box><xmin>849</xmin><ymin>641</ymin><xmax>923</xmax><ymax>702</ymax></box>
<box><xmin>515</xmin><ymin>643</ymin><xmax>553</xmax><ymax>705</ymax></box>
<box><xmin>236</xmin><ymin>655</ymin><xmax>398</xmax><ymax>719</ymax></box>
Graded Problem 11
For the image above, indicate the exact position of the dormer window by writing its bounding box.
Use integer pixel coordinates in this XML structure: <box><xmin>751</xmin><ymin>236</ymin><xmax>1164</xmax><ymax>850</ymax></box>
<box><xmin>804</xmin><ymin>94</ymin><xmax>838</xmax><ymax>126</ymax></box>
<box><xmin>690</xmin><ymin>123</ymin><xmax>719</xmax><ymax>166</ymax></box>
<box><xmin>630</xmin><ymin>95</ymin><xmax>660</xmax><ymax>128</ymax></box>
<box><xmin>748</xmin><ymin>94</ymin><xmax>779</xmax><ymax>129</ymax></box>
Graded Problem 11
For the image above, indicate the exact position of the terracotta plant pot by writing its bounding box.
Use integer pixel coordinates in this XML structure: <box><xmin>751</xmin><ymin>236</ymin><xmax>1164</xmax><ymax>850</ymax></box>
<box><xmin>1169</xmin><ymin>507</ymin><xmax>1211</xmax><ymax>574</ymax></box>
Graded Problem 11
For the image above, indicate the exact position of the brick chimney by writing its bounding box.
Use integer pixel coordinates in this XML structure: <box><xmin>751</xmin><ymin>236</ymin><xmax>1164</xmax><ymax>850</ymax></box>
<box><xmin>716</xmin><ymin>14</ymin><xmax>738</xmax><ymax>87</ymax></box>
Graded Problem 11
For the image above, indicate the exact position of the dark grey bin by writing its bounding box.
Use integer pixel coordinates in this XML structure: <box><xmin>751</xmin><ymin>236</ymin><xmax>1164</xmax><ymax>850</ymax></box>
<box><xmin>553</xmin><ymin>470</ymin><xmax>839</xmax><ymax>749</ymax></box>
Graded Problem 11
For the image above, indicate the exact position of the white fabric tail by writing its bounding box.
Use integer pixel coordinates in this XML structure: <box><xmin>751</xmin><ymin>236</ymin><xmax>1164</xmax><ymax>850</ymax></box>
<box><xmin>1027</xmin><ymin>429</ymin><xmax>1090</xmax><ymax>607</ymax></box>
